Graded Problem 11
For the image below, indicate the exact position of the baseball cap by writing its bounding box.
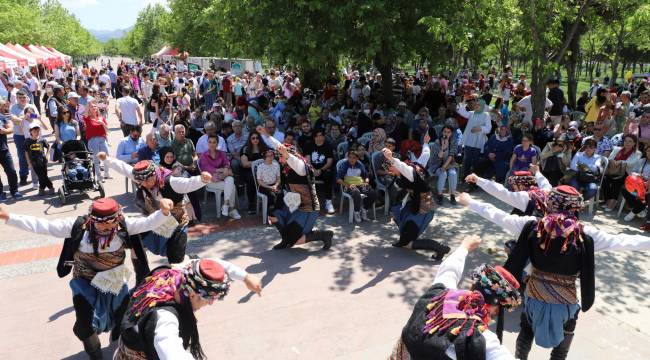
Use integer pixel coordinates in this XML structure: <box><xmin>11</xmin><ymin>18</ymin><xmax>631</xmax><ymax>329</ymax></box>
<box><xmin>398</xmin><ymin>101</ymin><xmax>407</xmax><ymax>107</ymax></box>
<box><xmin>67</xmin><ymin>92</ymin><xmax>79</xmax><ymax>98</ymax></box>
<box><xmin>29</xmin><ymin>123</ymin><xmax>41</xmax><ymax>130</ymax></box>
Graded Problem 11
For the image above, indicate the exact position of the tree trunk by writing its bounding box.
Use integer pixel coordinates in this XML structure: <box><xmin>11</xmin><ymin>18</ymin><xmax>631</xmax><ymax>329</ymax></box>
<box><xmin>375</xmin><ymin>50</ymin><xmax>395</xmax><ymax>107</ymax></box>
<box><xmin>530</xmin><ymin>60</ymin><xmax>548</xmax><ymax>120</ymax></box>
<box><xmin>565</xmin><ymin>30</ymin><xmax>580</xmax><ymax>108</ymax></box>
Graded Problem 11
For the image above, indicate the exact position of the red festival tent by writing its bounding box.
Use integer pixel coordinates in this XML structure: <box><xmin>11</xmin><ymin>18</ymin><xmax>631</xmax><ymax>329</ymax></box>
<box><xmin>46</xmin><ymin>47</ymin><xmax>72</xmax><ymax>63</ymax></box>
<box><xmin>0</xmin><ymin>44</ymin><xmax>31</xmax><ymax>67</ymax></box>
<box><xmin>3</xmin><ymin>44</ymin><xmax>39</xmax><ymax>66</ymax></box>
<box><xmin>27</xmin><ymin>44</ymin><xmax>60</xmax><ymax>68</ymax></box>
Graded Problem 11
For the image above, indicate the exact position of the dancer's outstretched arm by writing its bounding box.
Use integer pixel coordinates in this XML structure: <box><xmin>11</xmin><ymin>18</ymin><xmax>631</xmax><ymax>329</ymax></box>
<box><xmin>98</xmin><ymin>152</ymin><xmax>135</xmax><ymax>180</ymax></box>
<box><xmin>433</xmin><ymin>235</ymin><xmax>480</xmax><ymax>289</ymax></box>
<box><xmin>585</xmin><ymin>227</ymin><xmax>650</xmax><ymax>252</ymax></box>
<box><xmin>458</xmin><ymin>193</ymin><xmax>536</xmax><ymax>237</ymax></box>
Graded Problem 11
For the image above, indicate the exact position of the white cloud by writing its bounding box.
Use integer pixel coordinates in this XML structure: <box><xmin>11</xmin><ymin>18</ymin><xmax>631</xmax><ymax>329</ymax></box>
<box><xmin>59</xmin><ymin>0</ymin><xmax>98</xmax><ymax>8</ymax></box>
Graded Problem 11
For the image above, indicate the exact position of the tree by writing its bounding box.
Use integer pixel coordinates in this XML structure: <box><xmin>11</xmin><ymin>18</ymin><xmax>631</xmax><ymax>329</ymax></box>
<box><xmin>121</xmin><ymin>4</ymin><xmax>171</xmax><ymax>58</ymax></box>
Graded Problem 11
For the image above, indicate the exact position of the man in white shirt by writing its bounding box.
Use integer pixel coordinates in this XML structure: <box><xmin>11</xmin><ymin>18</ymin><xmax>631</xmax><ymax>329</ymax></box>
<box><xmin>140</xmin><ymin>73</ymin><xmax>153</xmax><ymax>124</ymax></box>
<box><xmin>24</xmin><ymin>72</ymin><xmax>39</xmax><ymax>111</ymax></box>
<box><xmin>115</xmin><ymin>86</ymin><xmax>143</xmax><ymax>137</ymax></box>
<box><xmin>262</xmin><ymin>118</ymin><xmax>284</xmax><ymax>147</ymax></box>
<box><xmin>98</xmin><ymin>69</ymin><xmax>111</xmax><ymax>88</ymax></box>
<box><xmin>517</xmin><ymin>94</ymin><xmax>553</xmax><ymax>125</ymax></box>
<box><xmin>52</xmin><ymin>67</ymin><xmax>64</xmax><ymax>80</ymax></box>
<box><xmin>195</xmin><ymin>120</ymin><xmax>227</xmax><ymax>154</ymax></box>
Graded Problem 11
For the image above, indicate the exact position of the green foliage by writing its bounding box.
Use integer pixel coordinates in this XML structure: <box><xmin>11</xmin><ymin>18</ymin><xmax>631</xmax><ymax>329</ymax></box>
<box><xmin>0</xmin><ymin>0</ymin><xmax>102</xmax><ymax>58</ymax></box>
<box><xmin>121</xmin><ymin>4</ymin><xmax>172</xmax><ymax>58</ymax></box>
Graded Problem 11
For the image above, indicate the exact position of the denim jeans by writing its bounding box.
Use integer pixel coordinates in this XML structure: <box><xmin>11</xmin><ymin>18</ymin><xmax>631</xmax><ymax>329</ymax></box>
<box><xmin>87</xmin><ymin>136</ymin><xmax>109</xmax><ymax>181</ymax></box>
<box><xmin>436</xmin><ymin>167</ymin><xmax>458</xmax><ymax>194</ymax></box>
<box><xmin>569</xmin><ymin>178</ymin><xmax>598</xmax><ymax>200</ymax></box>
<box><xmin>12</xmin><ymin>134</ymin><xmax>28</xmax><ymax>179</ymax></box>
<box><xmin>0</xmin><ymin>150</ymin><xmax>18</xmax><ymax>194</ymax></box>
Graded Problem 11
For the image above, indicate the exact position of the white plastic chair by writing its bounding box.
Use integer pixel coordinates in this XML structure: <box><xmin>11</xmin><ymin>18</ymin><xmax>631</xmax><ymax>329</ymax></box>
<box><xmin>204</xmin><ymin>182</ymin><xmax>225</xmax><ymax>218</ymax></box>
<box><xmin>251</xmin><ymin>158</ymin><xmax>269</xmax><ymax>225</ymax></box>
<box><xmin>336</xmin><ymin>141</ymin><xmax>349</xmax><ymax>160</ymax></box>
<box><xmin>617</xmin><ymin>197</ymin><xmax>627</xmax><ymax>218</ymax></box>
<box><xmin>370</xmin><ymin>151</ymin><xmax>390</xmax><ymax>215</ymax></box>
<box><xmin>584</xmin><ymin>157</ymin><xmax>609</xmax><ymax>215</ymax></box>
<box><xmin>337</xmin><ymin>159</ymin><xmax>376</xmax><ymax>223</ymax></box>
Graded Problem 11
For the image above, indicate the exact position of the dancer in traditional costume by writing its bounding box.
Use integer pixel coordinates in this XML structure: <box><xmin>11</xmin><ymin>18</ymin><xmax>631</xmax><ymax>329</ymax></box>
<box><xmin>97</xmin><ymin>152</ymin><xmax>211</xmax><ymax>266</ymax></box>
<box><xmin>257</xmin><ymin>126</ymin><xmax>333</xmax><ymax>250</ymax></box>
<box><xmin>0</xmin><ymin>198</ymin><xmax>174</xmax><ymax>359</ymax></box>
<box><xmin>458</xmin><ymin>188</ymin><xmax>650</xmax><ymax>360</ymax></box>
<box><xmin>114</xmin><ymin>258</ymin><xmax>262</xmax><ymax>360</ymax></box>
<box><xmin>389</xmin><ymin>234</ymin><xmax>521</xmax><ymax>360</ymax></box>
<box><xmin>381</xmin><ymin>143</ymin><xmax>450</xmax><ymax>260</ymax></box>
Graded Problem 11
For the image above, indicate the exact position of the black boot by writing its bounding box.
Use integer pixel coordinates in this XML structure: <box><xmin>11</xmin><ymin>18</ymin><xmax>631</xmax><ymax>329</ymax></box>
<box><xmin>515</xmin><ymin>312</ymin><xmax>534</xmax><ymax>360</ymax></box>
<box><xmin>549</xmin><ymin>332</ymin><xmax>574</xmax><ymax>360</ymax></box>
<box><xmin>411</xmin><ymin>239</ymin><xmax>451</xmax><ymax>260</ymax></box>
<box><xmin>306</xmin><ymin>230</ymin><xmax>333</xmax><ymax>250</ymax></box>
<box><xmin>82</xmin><ymin>334</ymin><xmax>103</xmax><ymax>360</ymax></box>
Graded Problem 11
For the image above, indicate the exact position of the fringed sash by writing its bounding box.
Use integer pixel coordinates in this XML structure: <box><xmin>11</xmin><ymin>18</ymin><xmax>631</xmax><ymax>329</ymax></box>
<box><xmin>526</xmin><ymin>267</ymin><xmax>578</xmax><ymax>305</ymax></box>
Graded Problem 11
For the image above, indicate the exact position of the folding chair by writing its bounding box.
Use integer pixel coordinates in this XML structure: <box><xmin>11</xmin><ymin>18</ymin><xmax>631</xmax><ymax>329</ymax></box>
<box><xmin>251</xmin><ymin>159</ymin><xmax>269</xmax><ymax>225</ymax></box>
<box><xmin>371</xmin><ymin>151</ymin><xmax>390</xmax><ymax>215</ymax></box>
<box><xmin>337</xmin><ymin>159</ymin><xmax>376</xmax><ymax>223</ymax></box>
<box><xmin>584</xmin><ymin>157</ymin><xmax>609</xmax><ymax>215</ymax></box>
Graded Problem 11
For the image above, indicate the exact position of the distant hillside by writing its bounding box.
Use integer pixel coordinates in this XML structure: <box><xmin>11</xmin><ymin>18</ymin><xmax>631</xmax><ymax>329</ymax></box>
<box><xmin>89</xmin><ymin>27</ymin><xmax>133</xmax><ymax>42</ymax></box>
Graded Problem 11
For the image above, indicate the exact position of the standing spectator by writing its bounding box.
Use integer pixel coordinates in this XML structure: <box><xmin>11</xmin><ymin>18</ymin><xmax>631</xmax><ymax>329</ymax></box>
<box><xmin>459</xmin><ymin>98</ymin><xmax>491</xmax><ymax>188</ymax></box>
<box><xmin>602</xmin><ymin>134</ymin><xmax>641</xmax><ymax>211</ymax></box>
<box><xmin>140</xmin><ymin>73</ymin><xmax>153</xmax><ymax>124</ymax></box>
<box><xmin>240</xmin><ymin>131</ymin><xmax>269</xmax><ymax>214</ymax></box>
<box><xmin>336</xmin><ymin>150</ymin><xmax>377</xmax><ymax>222</ymax></box>
<box><xmin>54</xmin><ymin>105</ymin><xmax>80</xmax><ymax>157</ymax></box>
<box><xmin>479</xmin><ymin>124</ymin><xmax>514</xmax><ymax>183</ymax></box>
<box><xmin>429</xmin><ymin>125</ymin><xmax>458</xmax><ymax>205</ymax></box>
<box><xmin>615</xmin><ymin>91</ymin><xmax>633</xmax><ymax>133</ymax></box>
<box><xmin>24</xmin><ymin>124</ymin><xmax>53</xmax><ymax>195</ymax></box>
<box><xmin>222</xmin><ymin>73</ymin><xmax>233</xmax><ymax>107</ymax></box>
<box><xmin>83</xmin><ymin>100</ymin><xmax>110</xmax><ymax>181</ymax></box>
<box><xmin>9</xmin><ymin>90</ymin><xmax>39</xmax><ymax>185</ymax></box>
<box><xmin>25</xmin><ymin>72</ymin><xmax>40</xmax><ymax>112</ymax></box>
<box><xmin>199</xmin><ymin>134</ymin><xmax>240</xmax><ymax>219</ymax></box>
<box><xmin>46</xmin><ymin>85</ymin><xmax>65</xmax><ymax>129</ymax></box>
<box><xmin>509</xmin><ymin>133</ymin><xmax>538</xmax><ymax>172</ymax></box>
<box><xmin>115</xmin><ymin>86</ymin><xmax>143</xmax><ymax>137</ymax></box>
<box><xmin>568</xmin><ymin>138</ymin><xmax>606</xmax><ymax>200</ymax></box>
<box><xmin>576</xmin><ymin>91</ymin><xmax>589</xmax><ymax>113</ymax></box>
<box><xmin>0</xmin><ymin>99</ymin><xmax>22</xmax><ymax>199</ymax></box>
<box><xmin>638</xmin><ymin>104</ymin><xmax>650</xmax><ymax>151</ymax></box>
<box><xmin>304</xmin><ymin>129</ymin><xmax>336</xmax><ymax>214</ymax></box>
<box><xmin>108</xmin><ymin>67</ymin><xmax>117</xmax><ymax>97</ymax></box>
<box><xmin>201</xmin><ymin>70</ymin><xmax>218</xmax><ymax>109</ymax></box>
<box><xmin>547</xmin><ymin>79</ymin><xmax>565</xmax><ymax>125</ymax></box>
<box><xmin>584</xmin><ymin>88</ymin><xmax>607</xmax><ymax>124</ymax></box>
<box><xmin>516</xmin><ymin>94</ymin><xmax>553</xmax><ymax>126</ymax></box>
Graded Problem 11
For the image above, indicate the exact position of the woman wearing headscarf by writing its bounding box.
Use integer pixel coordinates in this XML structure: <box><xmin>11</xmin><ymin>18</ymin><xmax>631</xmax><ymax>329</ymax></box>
<box><xmin>458</xmin><ymin>96</ymin><xmax>492</xmax><ymax>190</ymax></box>
<box><xmin>368</xmin><ymin>127</ymin><xmax>387</xmax><ymax>154</ymax></box>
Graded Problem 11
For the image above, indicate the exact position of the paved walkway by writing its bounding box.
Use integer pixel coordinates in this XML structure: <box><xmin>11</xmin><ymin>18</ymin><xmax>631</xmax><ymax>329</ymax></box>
<box><xmin>0</xmin><ymin>100</ymin><xmax>648</xmax><ymax>359</ymax></box>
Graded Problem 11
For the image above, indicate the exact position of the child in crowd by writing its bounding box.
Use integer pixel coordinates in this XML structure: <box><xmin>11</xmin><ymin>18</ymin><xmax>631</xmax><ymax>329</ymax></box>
<box><xmin>24</xmin><ymin>123</ymin><xmax>54</xmax><ymax>195</ymax></box>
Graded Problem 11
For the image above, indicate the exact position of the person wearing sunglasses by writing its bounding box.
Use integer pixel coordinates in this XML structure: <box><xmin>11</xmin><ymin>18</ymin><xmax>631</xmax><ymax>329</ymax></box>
<box><xmin>568</xmin><ymin>138</ymin><xmax>606</xmax><ymax>201</ymax></box>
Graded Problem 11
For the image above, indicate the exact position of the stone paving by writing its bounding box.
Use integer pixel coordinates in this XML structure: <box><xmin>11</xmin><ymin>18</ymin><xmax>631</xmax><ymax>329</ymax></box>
<box><xmin>0</xmin><ymin>100</ymin><xmax>648</xmax><ymax>359</ymax></box>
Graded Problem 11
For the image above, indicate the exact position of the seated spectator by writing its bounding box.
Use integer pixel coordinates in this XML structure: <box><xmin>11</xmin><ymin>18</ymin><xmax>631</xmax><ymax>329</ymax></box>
<box><xmin>195</xmin><ymin>120</ymin><xmax>226</xmax><ymax>154</ymax></box>
<box><xmin>171</xmin><ymin>124</ymin><xmax>202</xmax><ymax>221</ymax></box>
<box><xmin>155</xmin><ymin>123</ymin><xmax>174</xmax><ymax>150</ymax></box>
<box><xmin>509</xmin><ymin>133</ymin><xmax>538</xmax><ymax>172</ymax></box>
<box><xmin>429</xmin><ymin>125</ymin><xmax>458</xmax><ymax>205</ymax></box>
<box><xmin>262</xmin><ymin>118</ymin><xmax>284</xmax><ymax>147</ymax></box>
<box><xmin>227</xmin><ymin>119</ymin><xmax>247</xmax><ymax>174</ymax></box>
<box><xmin>372</xmin><ymin>138</ymin><xmax>402</xmax><ymax>204</ymax></box>
<box><xmin>336</xmin><ymin>149</ymin><xmax>377</xmax><ymax>223</ymax></box>
<box><xmin>602</xmin><ymin>134</ymin><xmax>641</xmax><ymax>211</ymax></box>
<box><xmin>256</xmin><ymin>149</ymin><xmax>283</xmax><ymax>211</ymax></box>
<box><xmin>297</xmin><ymin>120</ymin><xmax>313</xmax><ymax>151</ymax></box>
<box><xmin>137</xmin><ymin>132</ymin><xmax>160</xmax><ymax>162</ymax></box>
<box><xmin>304</xmin><ymin>129</ymin><xmax>336</xmax><ymax>214</ymax></box>
<box><xmin>540</xmin><ymin>134</ymin><xmax>572</xmax><ymax>186</ymax></box>
<box><xmin>621</xmin><ymin>145</ymin><xmax>650</xmax><ymax>221</ymax></box>
<box><xmin>385</xmin><ymin>113</ymin><xmax>410</xmax><ymax>145</ymax></box>
<box><xmin>158</xmin><ymin>146</ymin><xmax>186</xmax><ymax>177</ymax></box>
<box><xmin>367</xmin><ymin>128</ymin><xmax>387</xmax><ymax>154</ymax></box>
<box><xmin>283</xmin><ymin>131</ymin><xmax>296</xmax><ymax>146</ymax></box>
<box><xmin>240</xmin><ymin>131</ymin><xmax>269</xmax><ymax>214</ymax></box>
<box><xmin>199</xmin><ymin>134</ymin><xmax>240</xmax><ymax>219</ymax></box>
<box><xmin>568</xmin><ymin>138</ymin><xmax>606</xmax><ymax>201</ymax></box>
<box><xmin>581</xmin><ymin>121</ymin><xmax>612</xmax><ymax>157</ymax></box>
<box><xmin>116</xmin><ymin>126</ymin><xmax>144</xmax><ymax>165</ymax></box>
<box><xmin>327</xmin><ymin>123</ymin><xmax>346</xmax><ymax>149</ymax></box>
<box><xmin>478</xmin><ymin>124</ymin><xmax>513</xmax><ymax>183</ymax></box>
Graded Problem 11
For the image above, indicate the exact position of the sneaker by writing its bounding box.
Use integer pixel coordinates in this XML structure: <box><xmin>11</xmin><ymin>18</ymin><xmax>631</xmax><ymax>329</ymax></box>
<box><xmin>449</xmin><ymin>195</ymin><xmax>457</xmax><ymax>205</ymax></box>
<box><xmin>0</xmin><ymin>193</ymin><xmax>6</xmax><ymax>201</ymax></box>
<box><xmin>325</xmin><ymin>200</ymin><xmax>335</xmax><ymax>214</ymax></box>
<box><xmin>229</xmin><ymin>209</ymin><xmax>242</xmax><ymax>220</ymax></box>
<box><xmin>353</xmin><ymin>211</ymin><xmax>361</xmax><ymax>223</ymax></box>
<box><xmin>360</xmin><ymin>208</ymin><xmax>369</xmax><ymax>221</ymax></box>
<box><xmin>638</xmin><ymin>210</ymin><xmax>647</xmax><ymax>219</ymax></box>
<box><xmin>11</xmin><ymin>192</ymin><xmax>23</xmax><ymax>199</ymax></box>
<box><xmin>38</xmin><ymin>189</ymin><xmax>45</xmax><ymax>196</ymax></box>
<box><xmin>436</xmin><ymin>194</ymin><xmax>443</xmax><ymax>205</ymax></box>
<box><xmin>32</xmin><ymin>183</ymin><xmax>39</xmax><ymax>190</ymax></box>
<box><xmin>624</xmin><ymin>211</ymin><xmax>636</xmax><ymax>222</ymax></box>
<box><xmin>221</xmin><ymin>205</ymin><xmax>229</xmax><ymax>217</ymax></box>
<box><xmin>603</xmin><ymin>206</ymin><xmax>614</xmax><ymax>212</ymax></box>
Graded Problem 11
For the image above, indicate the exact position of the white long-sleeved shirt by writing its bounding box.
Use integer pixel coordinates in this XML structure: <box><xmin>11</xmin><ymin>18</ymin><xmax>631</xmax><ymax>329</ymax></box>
<box><xmin>468</xmin><ymin>199</ymin><xmax>650</xmax><ymax>252</ymax></box>
<box><xmin>262</xmin><ymin>134</ymin><xmax>306</xmax><ymax>176</ymax></box>
<box><xmin>104</xmin><ymin>157</ymin><xmax>206</xmax><ymax>194</ymax></box>
<box><xmin>458</xmin><ymin>106</ymin><xmax>491</xmax><ymax>150</ymax></box>
<box><xmin>475</xmin><ymin>172</ymin><xmax>551</xmax><ymax>213</ymax></box>
<box><xmin>6</xmin><ymin>210</ymin><xmax>172</xmax><ymax>253</ymax></box>
<box><xmin>569</xmin><ymin>152</ymin><xmax>605</xmax><ymax>173</ymax></box>
<box><xmin>432</xmin><ymin>246</ymin><xmax>517</xmax><ymax>360</ymax></box>
<box><xmin>391</xmin><ymin>145</ymin><xmax>430</xmax><ymax>182</ymax></box>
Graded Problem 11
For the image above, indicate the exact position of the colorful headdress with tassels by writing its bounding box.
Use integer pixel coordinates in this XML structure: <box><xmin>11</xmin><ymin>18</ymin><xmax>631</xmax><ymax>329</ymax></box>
<box><xmin>126</xmin><ymin>259</ymin><xmax>231</xmax><ymax>322</ymax></box>
<box><xmin>131</xmin><ymin>160</ymin><xmax>172</xmax><ymax>188</ymax></box>
<box><xmin>422</xmin><ymin>265</ymin><xmax>520</xmax><ymax>339</ymax></box>
<box><xmin>507</xmin><ymin>171</ymin><xmax>536</xmax><ymax>190</ymax></box>
<box><xmin>537</xmin><ymin>185</ymin><xmax>584</xmax><ymax>253</ymax></box>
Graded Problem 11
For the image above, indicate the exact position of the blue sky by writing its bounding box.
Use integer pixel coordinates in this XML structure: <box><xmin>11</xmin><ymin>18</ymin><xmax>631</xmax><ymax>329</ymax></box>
<box><xmin>58</xmin><ymin>0</ymin><xmax>168</xmax><ymax>31</ymax></box>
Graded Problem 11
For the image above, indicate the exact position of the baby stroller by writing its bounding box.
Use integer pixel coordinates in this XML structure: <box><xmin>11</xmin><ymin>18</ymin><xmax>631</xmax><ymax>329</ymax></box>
<box><xmin>58</xmin><ymin>140</ymin><xmax>105</xmax><ymax>204</ymax></box>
